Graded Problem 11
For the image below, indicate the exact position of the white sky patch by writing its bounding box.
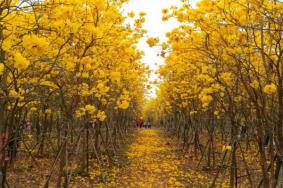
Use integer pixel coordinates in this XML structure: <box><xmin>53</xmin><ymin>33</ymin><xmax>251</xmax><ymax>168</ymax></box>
<box><xmin>123</xmin><ymin>0</ymin><xmax>198</xmax><ymax>97</ymax></box>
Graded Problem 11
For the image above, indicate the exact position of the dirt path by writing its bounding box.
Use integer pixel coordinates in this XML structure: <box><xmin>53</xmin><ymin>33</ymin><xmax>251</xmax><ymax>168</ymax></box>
<box><xmin>105</xmin><ymin>129</ymin><xmax>209</xmax><ymax>188</ymax></box>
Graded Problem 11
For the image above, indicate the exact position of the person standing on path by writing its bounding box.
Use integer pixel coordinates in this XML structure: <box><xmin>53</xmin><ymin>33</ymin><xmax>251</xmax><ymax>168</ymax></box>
<box><xmin>139</xmin><ymin>119</ymin><xmax>144</xmax><ymax>128</ymax></box>
<box><xmin>135</xmin><ymin>119</ymin><xmax>139</xmax><ymax>128</ymax></box>
<box><xmin>144</xmin><ymin>119</ymin><xmax>152</xmax><ymax>129</ymax></box>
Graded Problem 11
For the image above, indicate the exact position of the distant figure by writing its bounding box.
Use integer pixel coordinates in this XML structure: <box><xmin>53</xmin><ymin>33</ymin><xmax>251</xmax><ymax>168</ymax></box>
<box><xmin>135</xmin><ymin>119</ymin><xmax>139</xmax><ymax>128</ymax></box>
<box><xmin>144</xmin><ymin>119</ymin><xmax>152</xmax><ymax>129</ymax></box>
<box><xmin>138</xmin><ymin>119</ymin><xmax>144</xmax><ymax>128</ymax></box>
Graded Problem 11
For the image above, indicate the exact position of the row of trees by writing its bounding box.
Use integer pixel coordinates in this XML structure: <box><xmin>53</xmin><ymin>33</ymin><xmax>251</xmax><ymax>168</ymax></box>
<box><xmin>148</xmin><ymin>0</ymin><xmax>283</xmax><ymax>187</ymax></box>
<box><xmin>0</xmin><ymin>0</ymin><xmax>148</xmax><ymax>187</ymax></box>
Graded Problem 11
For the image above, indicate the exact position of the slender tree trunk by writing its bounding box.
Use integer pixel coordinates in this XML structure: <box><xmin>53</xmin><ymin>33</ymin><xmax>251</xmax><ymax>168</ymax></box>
<box><xmin>86</xmin><ymin>122</ymin><xmax>89</xmax><ymax>173</ymax></box>
<box><xmin>257</xmin><ymin>127</ymin><xmax>269</xmax><ymax>188</ymax></box>
<box><xmin>57</xmin><ymin>126</ymin><xmax>68</xmax><ymax>188</ymax></box>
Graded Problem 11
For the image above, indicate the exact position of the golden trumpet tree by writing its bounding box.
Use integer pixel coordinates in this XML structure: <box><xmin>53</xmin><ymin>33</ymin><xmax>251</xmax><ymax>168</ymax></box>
<box><xmin>148</xmin><ymin>0</ymin><xmax>283</xmax><ymax>187</ymax></box>
<box><xmin>0</xmin><ymin>0</ymin><xmax>148</xmax><ymax>186</ymax></box>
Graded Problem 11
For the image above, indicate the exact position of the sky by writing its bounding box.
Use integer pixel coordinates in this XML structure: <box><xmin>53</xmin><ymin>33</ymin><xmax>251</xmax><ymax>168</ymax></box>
<box><xmin>123</xmin><ymin>0</ymin><xmax>198</xmax><ymax>96</ymax></box>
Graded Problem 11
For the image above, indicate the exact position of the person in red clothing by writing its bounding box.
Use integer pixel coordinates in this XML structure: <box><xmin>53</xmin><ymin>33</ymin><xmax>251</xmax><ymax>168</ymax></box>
<box><xmin>138</xmin><ymin>119</ymin><xmax>144</xmax><ymax>128</ymax></box>
<box><xmin>135</xmin><ymin>119</ymin><xmax>143</xmax><ymax>128</ymax></box>
<box><xmin>135</xmin><ymin>119</ymin><xmax>140</xmax><ymax>128</ymax></box>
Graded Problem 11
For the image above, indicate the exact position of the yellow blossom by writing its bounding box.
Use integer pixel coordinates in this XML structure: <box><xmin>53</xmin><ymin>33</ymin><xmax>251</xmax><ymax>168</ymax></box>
<box><xmin>22</xmin><ymin>35</ymin><xmax>49</xmax><ymax>55</ymax></box>
<box><xmin>220</xmin><ymin>72</ymin><xmax>233</xmax><ymax>83</ymax></box>
<box><xmin>117</xmin><ymin>100</ymin><xmax>129</xmax><ymax>109</ymax></box>
<box><xmin>75</xmin><ymin>108</ymin><xmax>86</xmax><ymax>118</ymax></box>
<box><xmin>146</xmin><ymin>37</ymin><xmax>159</xmax><ymax>47</ymax></box>
<box><xmin>110</xmin><ymin>72</ymin><xmax>121</xmax><ymax>83</ymax></box>
<box><xmin>84</xmin><ymin>104</ymin><xmax>97</xmax><ymax>113</ymax></box>
<box><xmin>30</xmin><ymin>107</ymin><xmax>37</xmax><ymax>112</ymax></box>
<box><xmin>214</xmin><ymin>111</ymin><xmax>219</xmax><ymax>116</ymax></box>
<box><xmin>97</xmin><ymin>111</ymin><xmax>107</xmax><ymax>121</ymax></box>
<box><xmin>14</xmin><ymin>52</ymin><xmax>30</xmax><ymax>70</ymax></box>
<box><xmin>162</xmin><ymin>8</ymin><xmax>169</xmax><ymax>14</ymax></box>
<box><xmin>128</xmin><ymin>11</ymin><xmax>135</xmax><ymax>18</ymax></box>
<box><xmin>250</xmin><ymin>80</ymin><xmax>259</xmax><ymax>89</ymax></box>
<box><xmin>222</xmin><ymin>145</ymin><xmax>232</xmax><ymax>151</ymax></box>
<box><xmin>45</xmin><ymin>109</ymin><xmax>52</xmax><ymax>115</ymax></box>
<box><xmin>0</xmin><ymin>63</ymin><xmax>4</xmax><ymax>75</ymax></box>
<box><xmin>9</xmin><ymin>89</ymin><xmax>20</xmax><ymax>98</ymax></box>
<box><xmin>263</xmin><ymin>83</ymin><xmax>276</xmax><ymax>95</ymax></box>
<box><xmin>199</xmin><ymin>94</ymin><xmax>213</xmax><ymax>108</ymax></box>
<box><xmin>41</xmin><ymin>81</ymin><xmax>58</xmax><ymax>89</ymax></box>
<box><xmin>139</xmin><ymin>12</ymin><xmax>147</xmax><ymax>17</ymax></box>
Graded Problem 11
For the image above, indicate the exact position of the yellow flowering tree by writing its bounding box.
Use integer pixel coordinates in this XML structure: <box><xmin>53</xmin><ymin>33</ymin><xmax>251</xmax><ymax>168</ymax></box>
<box><xmin>149</xmin><ymin>0</ymin><xmax>283</xmax><ymax>187</ymax></box>
<box><xmin>0</xmin><ymin>0</ymin><xmax>148</xmax><ymax>186</ymax></box>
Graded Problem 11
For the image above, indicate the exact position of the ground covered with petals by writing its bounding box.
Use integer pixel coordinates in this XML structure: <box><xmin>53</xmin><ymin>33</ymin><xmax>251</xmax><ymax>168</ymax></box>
<box><xmin>104</xmin><ymin>129</ymin><xmax>212</xmax><ymax>187</ymax></box>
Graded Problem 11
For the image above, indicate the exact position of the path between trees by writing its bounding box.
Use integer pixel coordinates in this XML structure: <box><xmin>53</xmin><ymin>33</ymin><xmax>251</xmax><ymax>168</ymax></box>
<box><xmin>102</xmin><ymin>129</ymin><xmax>217</xmax><ymax>188</ymax></box>
<box><xmin>7</xmin><ymin>128</ymin><xmax>230</xmax><ymax>187</ymax></box>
